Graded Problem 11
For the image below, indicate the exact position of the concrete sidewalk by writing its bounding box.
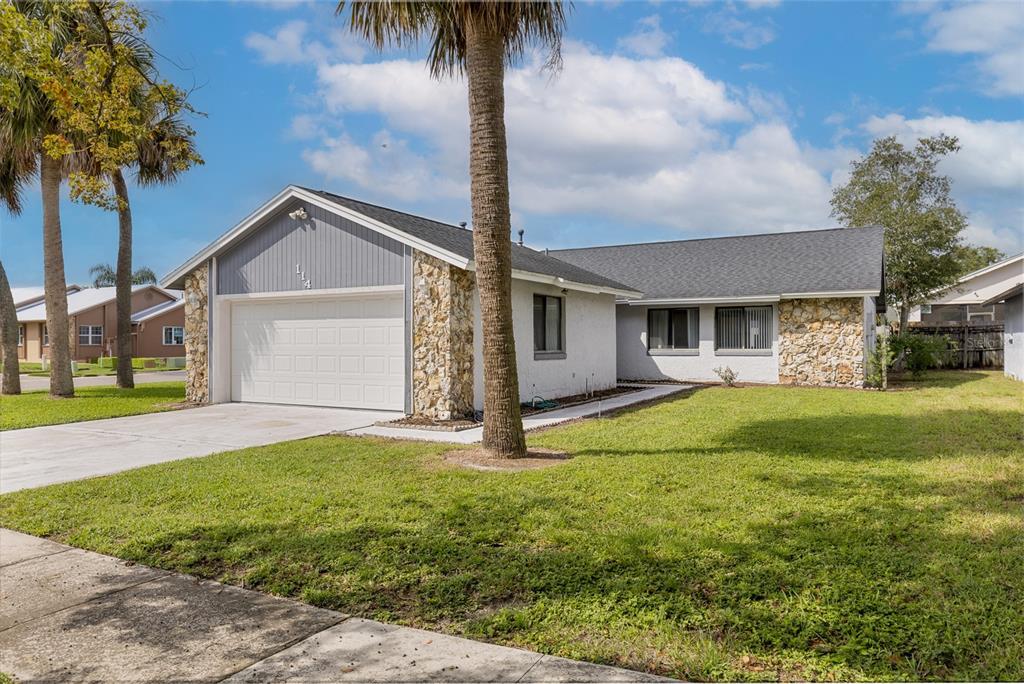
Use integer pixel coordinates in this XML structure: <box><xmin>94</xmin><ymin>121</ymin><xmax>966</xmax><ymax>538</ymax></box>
<box><xmin>15</xmin><ymin>369</ymin><xmax>186</xmax><ymax>392</ymax></box>
<box><xmin>0</xmin><ymin>529</ymin><xmax>671</xmax><ymax>682</ymax></box>
<box><xmin>350</xmin><ymin>384</ymin><xmax>693</xmax><ymax>444</ymax></box>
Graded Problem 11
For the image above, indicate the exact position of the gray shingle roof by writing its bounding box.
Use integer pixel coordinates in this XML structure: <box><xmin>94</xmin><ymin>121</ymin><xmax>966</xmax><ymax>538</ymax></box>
<box><xmin>550</xmin><ymin>226</ymin><xmax>884</xmax><ymax>300</ymax></box>
<box><xmin>304</xmin><ymin>189</ymin><xmax>638</xmax><ymax>293</ymax></box>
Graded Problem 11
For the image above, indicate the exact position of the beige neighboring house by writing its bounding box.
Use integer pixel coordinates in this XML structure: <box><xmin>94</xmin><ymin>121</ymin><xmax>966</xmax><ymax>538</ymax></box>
<box><xmin>907</xmin><ymin>253</ymin><xmax>1024</xmax><ymax>326</ymax></box>
<box><xmin>15</xmin><ymin>284</ymin><xmax>185</xmax><ymax>362</ymax></box>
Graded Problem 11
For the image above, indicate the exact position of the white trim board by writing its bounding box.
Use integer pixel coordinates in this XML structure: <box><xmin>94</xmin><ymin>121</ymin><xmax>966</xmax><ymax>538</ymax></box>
<box><xmin>216</xmin><ymin>285</ymin><xmax>405</xmax><ymax>302</ymax></box>
<box><xmin>622</xmin><ymin>290</ymin><xmax>878</xmax><ymax>306</ymax></box>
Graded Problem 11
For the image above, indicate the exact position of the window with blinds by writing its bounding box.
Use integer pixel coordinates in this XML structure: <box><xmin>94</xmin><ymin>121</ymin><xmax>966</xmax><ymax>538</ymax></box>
<box><xmin>715</xmin><ymin>306</ymin><xmax>772</xmax><ymax>350</ymax></box>
<box><xmin>648</xmin><ymin>308</ymin><xmax>699</xmax><ymax>350</ymax></box>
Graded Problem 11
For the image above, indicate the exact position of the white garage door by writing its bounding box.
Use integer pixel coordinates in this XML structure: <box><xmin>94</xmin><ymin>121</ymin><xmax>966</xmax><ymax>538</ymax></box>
<box><xmin>230</xmin><ymin>294</ymin><xmax>405</xmax><ymax>410</ymax></box>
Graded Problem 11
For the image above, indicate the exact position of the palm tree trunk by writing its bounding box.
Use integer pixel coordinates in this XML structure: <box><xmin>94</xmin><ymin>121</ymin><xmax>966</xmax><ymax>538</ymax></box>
<box><xmin>465</xmin><ymin>19</ymin><xmax>526</xmax><ymax>459</ymax></box>
<box><xmin>0</xmin><ymin>260</ymin><xmax>21</xmax><ymax>395</ymax></box>
<box><xmin>41</xmin><ymin>152</ymin><xmax>74</xmax><ymax>397</ymax></box>
<box><xmin>111</xmin><ymin>169</ymin><xmax>135</xmax><ymax>388</ymax></box>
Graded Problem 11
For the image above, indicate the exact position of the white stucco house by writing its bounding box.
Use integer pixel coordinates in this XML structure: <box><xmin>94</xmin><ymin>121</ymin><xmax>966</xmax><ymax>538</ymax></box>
<box><xmin>982</xmin><ymin>283</ymin><xmax>1023</xmax><ymax>381</ymax></box>
<box><xmin>163</xmin><ymin>187</ymin><xmax>886</xmax><ymax>419</ymax></box>
<box><xmin>552</xmin><ymin>228</ymin><xmax>885</xmax><ymax>387</ymax></box>
<box><xmin>906</xmin><ymin>253</ymin><xmax>1024</xmax><ymax>326</ymax></box>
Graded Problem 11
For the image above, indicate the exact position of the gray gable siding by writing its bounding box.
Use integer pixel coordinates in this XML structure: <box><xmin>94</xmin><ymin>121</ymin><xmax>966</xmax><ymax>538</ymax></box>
<box><xmin>217</xmin><ymin>201</ymin><xmax>407</xmax><ymax>295</ymax></box>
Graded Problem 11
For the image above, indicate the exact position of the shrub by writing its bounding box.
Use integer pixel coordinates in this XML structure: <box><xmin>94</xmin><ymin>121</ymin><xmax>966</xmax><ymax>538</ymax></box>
<box><xmin>131</xmin><ymin>357</ymin><xmax>168</xmax><ymax>370</ymax></box>
<box><xmin>713</xmin><ymin>366</ymin><xmax>738</xmax><ymax>386</ymax></box>
<box><xmin>865</xmin><ymin>333</ymin><xmax>895</xmax><ymax>389</ymax></box>
<box><xmin>890</xmin><ymin>333</ymin><xmax>952</xmax><ymax>377</ymax></box>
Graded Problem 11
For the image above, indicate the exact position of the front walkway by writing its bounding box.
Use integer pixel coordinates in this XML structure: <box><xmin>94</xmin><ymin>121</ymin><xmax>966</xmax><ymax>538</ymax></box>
<box><xmin>0</xmin><ymin>403</ymin><xmax>397</xmax><ymax>494</ymax></box>
<box><xmin>350</xmin><ymin>384</ymin><xmax>693</xmax><ymax>443</ymax></box>
<box><xmin>0</xmin><ymin>529</ymin><xmax>669</xmax><ymax>682</ymax></box>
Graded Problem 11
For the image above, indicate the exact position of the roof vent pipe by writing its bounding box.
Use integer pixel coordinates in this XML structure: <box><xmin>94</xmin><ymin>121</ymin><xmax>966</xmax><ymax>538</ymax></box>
<box><xmin>517</xmin><ymin>229</ymin><xmax>524</xmax><ymax>246</ymax></box>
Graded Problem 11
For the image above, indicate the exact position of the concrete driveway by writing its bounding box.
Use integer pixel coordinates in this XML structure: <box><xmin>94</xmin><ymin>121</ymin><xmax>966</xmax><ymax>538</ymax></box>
<box><xmin>15</xmin><ymin>370</ymin><xmax>186</xmax><ymax>392</ymax></box>
<box><xmin>0</xmin><ymin>403</ymin><xmax>397</xmax><ymax>494</ymax></box>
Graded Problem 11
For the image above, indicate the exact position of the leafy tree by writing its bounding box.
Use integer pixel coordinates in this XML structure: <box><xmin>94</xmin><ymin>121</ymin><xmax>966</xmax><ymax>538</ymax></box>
<box><xmin>1</xmin><ymin>1</ymin><xmax>200</xmax><ymax>394</ymax></box>
<box><xmin>1</xmin><ymin>2</ymin><xmax>92</xmax><ymax>397</ymax></box>
<box><xmin>831</xmin><ymin>134</ymin><xmax>968</xmax><ymax>330</ymax></box>
<box><xmin>340</xmin><ymin>1</ymin><xmax>568</xmax><ymax>458</ymax></box>
<box><xmin>89</xmin><ymin>263</ymin><xmax>158</xmax><ymax>287</ymax></box>
<box><xmin>953</xmin><ymin>244</ymin><xmax>1005</xmax><ymax>276</ymax></box>
<box><xmin>0</xmin><ymin>261</ymin><xmax>21</xmax><ymax>395</ymax></box>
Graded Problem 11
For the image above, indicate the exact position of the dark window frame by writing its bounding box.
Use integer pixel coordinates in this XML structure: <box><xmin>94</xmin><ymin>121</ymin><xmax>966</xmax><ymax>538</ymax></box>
<box><xmin>647</xmin><ymin>307</ymin><xmax>699</xmax><ymax>353</ymax></box>
<box><xmin>533</xmin><ymin>294</ymin><xmax>566</xmax><ymax>360</ymax></box>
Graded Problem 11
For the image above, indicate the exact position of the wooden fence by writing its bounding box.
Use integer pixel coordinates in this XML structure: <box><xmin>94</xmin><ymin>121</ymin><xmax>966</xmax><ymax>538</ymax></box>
<box><xmin>908</xmin><ymin>323</ymin><xmax>1004</xmax><ymax>369</ymax></box>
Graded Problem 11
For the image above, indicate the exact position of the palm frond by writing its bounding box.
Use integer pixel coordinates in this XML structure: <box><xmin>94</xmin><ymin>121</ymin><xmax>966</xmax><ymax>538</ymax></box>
<box><xmin>339</xmin><ymin>1</ymin><xmax>569</xmax><ymax>78</ymax></box>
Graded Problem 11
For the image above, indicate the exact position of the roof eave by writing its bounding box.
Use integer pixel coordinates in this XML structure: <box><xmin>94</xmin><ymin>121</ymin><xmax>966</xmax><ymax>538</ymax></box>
<box><xmin>471</xmin><ymin>261</ymin><xmax>640</xmax><ymax>298</ymax></box>
<box><xmin>981</xmin><ymin>282</ymin><xmax>1024</xmax><ymax>307</ymax></box>
<box><xmin>623</xmin><ymin>289</ymin><xmax>880</xmax><ymax>306</ymax></box>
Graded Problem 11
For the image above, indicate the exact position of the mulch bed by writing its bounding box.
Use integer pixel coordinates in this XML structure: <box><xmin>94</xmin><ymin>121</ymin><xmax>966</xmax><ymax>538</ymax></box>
<box><xmin>442</xmin><ymin>447</ymin><xmax>571</xmax><ymax>471</ymax></box>
<box><xmin>378</xmin><ymin>415</ymin><xmax>480</xmax><ymax>432</ymax></box>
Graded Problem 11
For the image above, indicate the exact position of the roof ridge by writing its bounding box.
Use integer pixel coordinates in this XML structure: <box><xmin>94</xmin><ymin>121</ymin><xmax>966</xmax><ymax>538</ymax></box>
<box><xmin>550</xmin><ymin>225</ymin><xmax>883</xmax><ymax>253</ymax></box>
<box><xmin>306</xmin><ymin>187</ymin><xmax>471</xmax><ymax>234</ymax></box>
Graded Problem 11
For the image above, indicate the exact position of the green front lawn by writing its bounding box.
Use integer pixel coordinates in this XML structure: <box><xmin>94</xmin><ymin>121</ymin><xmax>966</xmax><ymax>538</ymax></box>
<box><xmin>0</xmin><ymin>382</ymin><xmax>186</xmax><ymax>430</ymax></box>
<box><xmin>1</xmin><ymin>371</ymin><xmax>1021</xmax><ymax>680</ymax></box>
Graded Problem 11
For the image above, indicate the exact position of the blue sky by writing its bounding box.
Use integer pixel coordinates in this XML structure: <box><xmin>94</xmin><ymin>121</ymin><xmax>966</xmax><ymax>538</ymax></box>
<box><xmin>3</xmin><ymin>0</ymin><xmax>1022</xmax><ymax>287</ymax></box>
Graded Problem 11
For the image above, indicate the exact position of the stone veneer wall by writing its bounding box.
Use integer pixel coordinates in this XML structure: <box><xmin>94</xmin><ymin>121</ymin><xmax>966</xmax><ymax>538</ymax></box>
<box><xmin>184</xmin><ymin>263</ymin><xmax>209</xmax><ymax>403</ymax></box>
<box><xmin>778</xmin><ymin>297</ymin><xmax>865</xmax><ymax>387</ymax></box>
<box><xmin>412</xmin><ymin>252</ymin><xmax>474</xmax><ymax>419</ymax></box>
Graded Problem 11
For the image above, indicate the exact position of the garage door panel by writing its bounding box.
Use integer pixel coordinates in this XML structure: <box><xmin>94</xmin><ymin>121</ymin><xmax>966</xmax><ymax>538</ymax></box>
<box><xmin>231</xmin><ymin>294</ymin><xmax>405</xmax><ymax>410</ymax></box>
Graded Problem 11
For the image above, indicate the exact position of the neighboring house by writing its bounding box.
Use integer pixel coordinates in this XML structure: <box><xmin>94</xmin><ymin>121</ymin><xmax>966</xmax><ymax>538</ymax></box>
<box><xmin>11</xmin><ymin>285</ymin><xmax>81</xmax><ymax>309</ymax></box>
<box><xmin>15</xmin><ymin>285</ymin><xmax>185</xmax><ymax>362</ymax></box>
<box><xmin>907</xmin><ymin>253</ymin><xmax>1024</xmax><ymax>326</ymax></box>
<box><xmin>163</xmin><ymin>186</ymin><xmax>885</xmax><ymax>417</ymax></box>
<box><xmin>162</xmin><ymin>186</ymin><xmax>637</xmax><ymax>415</ymax></box>
<box><xmin>983</xmin><ymin>282</ymin><xmax>1023</xmax><ymax>381</ymax></box>
<box><xmin>552</xmin><ymin>228</ymin><xmax>885</xmax><ymax>387</ymax></box>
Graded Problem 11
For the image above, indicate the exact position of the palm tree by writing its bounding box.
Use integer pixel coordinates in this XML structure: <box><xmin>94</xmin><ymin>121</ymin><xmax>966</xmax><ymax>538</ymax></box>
<box><xmin>0</xmin><ymin>261</ymin><xmax>21</xmax><ymax>395</ymax></box>
<box><xmin>340</xmin><ymin>1</ymin><xmax>568</xmax><ymax>458</ymax></box>
<box><xmin>89</xmin><ymin>263</ymin><xmax>157</xmax><ymax>287</ymax></box>
<box><xmin>107</xmin><ymin>106</ymin><xmax>200</xmax><ymax>389</ymax></box>
<box><xmin>1</xmin><ymin>4</ymin><xmax>80</xmax><ymax>397</ymax></box>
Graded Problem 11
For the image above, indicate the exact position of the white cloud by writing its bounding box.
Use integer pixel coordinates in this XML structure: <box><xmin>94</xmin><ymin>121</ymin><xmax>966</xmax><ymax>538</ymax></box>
<box><xmin>250</xmin><ymin>21</ymin><xmax>1022</xmax><ymax>252</ymax></box>
<box><xmin>862</xmin><ymin>114</ymin><xmax>1024</xmax><ymax>251</ymax></box>
<box><xmin>921</xmin><ymin>1</ymin><xmax>1024</xmax><ymax>96</ymax></box>
<box><xmin>616</xmin><ymin>15</ymin><xmax>672</xmax><ymax>58</ymax></box>
<box><xmin>304</xmin><ymin>41</ymin><xmax>844</xmax><ymax>236</ymax></box>
<box><xmin>245</xmin><ymin>20</ymin><xmax>366</xmax><ymax>66</ymax></box>
<box><xmin>245</xmin><ymin>20</ymin><xmax>314</xmax><ymax>65</ymax></box>
<box><xmin>863</xmin><ymin>114</ymin><xmax>1024</xmax><ymax>192</ymax></box>
<box><xmin>287</xmin><ymin>114</ymin><xmax>321</xmax><ymax>140</ymax></box>
<box><xmin>703</xmin><ymin>9</ymin><xmax>776</xmax><ymax>49</ymax></box>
